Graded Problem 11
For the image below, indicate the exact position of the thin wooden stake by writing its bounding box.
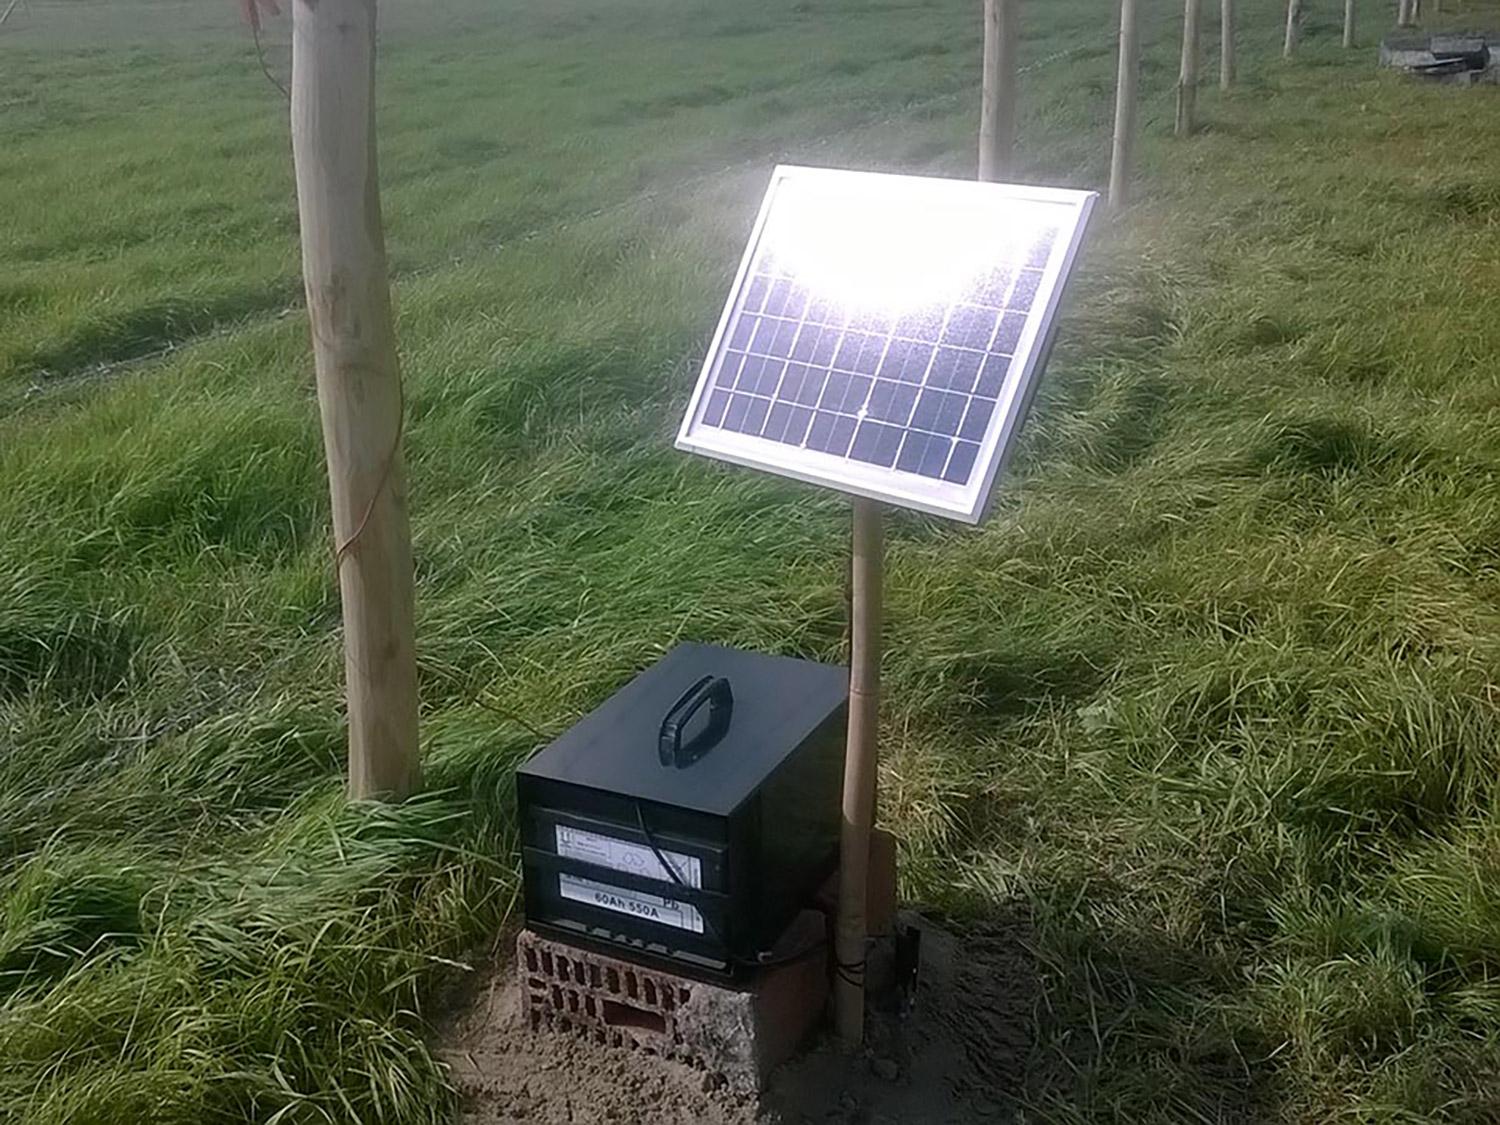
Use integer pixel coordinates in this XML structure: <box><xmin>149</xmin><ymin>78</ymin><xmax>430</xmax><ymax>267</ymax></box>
<box><xmin>1343</xmin><ymin>0</ymin><xmax>1356</xmax><ymax>47</ymax></box>
<box><xmin>979</xmin><ymin>0</ymin><xmax>1019</xmax><ymax>181</ymax></box>
<box><xmin>1109</xmin><ymin>0</ymin><xmax>1141</xmax><ymax>207</ymax></box>
<box><xmin>1220</xmin><ymin>0</ymin><xmax>1235</xmax><ymax>89</ymax></box>
<box><xmin>834</xmin><ymin>497</ymin><xmax>883</xmax><ymax>1048</ymax></box>
<box><xmin>1284</xmin><ymin>0</ymin><xmax>1301</xmax><ymax>56</ymax></box>
<box><xmin>0</xmin><ymin>0</ymin><xmax>22</xmax><ymax>27</ymax></box>
<box><xmin>291</xmin><ymin>0</ymin><xmax>420</xmax><ymax>800</ymax></box>
<box><xmin>1176</xmin><ymin>0</ymin><xmax>1201</xmax><ymax>138</ymax></box>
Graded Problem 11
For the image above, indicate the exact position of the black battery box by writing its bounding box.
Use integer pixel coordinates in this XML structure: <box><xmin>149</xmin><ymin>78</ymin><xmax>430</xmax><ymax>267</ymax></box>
<box><xmin>516</xmin><ymin>643</ymin><xmax>847</xmax><ymax>978</ymax></box>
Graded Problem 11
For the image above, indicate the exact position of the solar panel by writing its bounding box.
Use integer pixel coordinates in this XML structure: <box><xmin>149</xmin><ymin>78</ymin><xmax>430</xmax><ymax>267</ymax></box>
<box><xmin>676</xmin><ymin>166</ymin><xmax>1097</xmax><ymax>524</ymax></box>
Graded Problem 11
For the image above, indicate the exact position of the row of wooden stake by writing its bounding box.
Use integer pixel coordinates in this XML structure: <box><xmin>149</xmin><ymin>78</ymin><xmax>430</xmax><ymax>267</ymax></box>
<box><xmin>308</xmin><ymin>0</ymin><xmax>1428</xmax><ymax>803</ymax></box>
<box><xmin>980</xmin><ymin>0</ymin><xmax>1375</xmax><ymax>204</ymax></box>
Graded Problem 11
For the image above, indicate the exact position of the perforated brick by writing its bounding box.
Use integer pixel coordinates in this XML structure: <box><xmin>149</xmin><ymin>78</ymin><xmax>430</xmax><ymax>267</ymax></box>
<box><xmin>518</xmin><ymin>911</ymin><xmax>828</xmax><ymax>1092</ymax></box>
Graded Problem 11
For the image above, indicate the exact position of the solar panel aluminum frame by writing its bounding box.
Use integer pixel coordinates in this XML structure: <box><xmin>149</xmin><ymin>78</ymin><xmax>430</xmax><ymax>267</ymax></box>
<box><xmin>675</xmin><ymin>165</ymin><xmax>1098</xmax><ymax>525</ymax></box>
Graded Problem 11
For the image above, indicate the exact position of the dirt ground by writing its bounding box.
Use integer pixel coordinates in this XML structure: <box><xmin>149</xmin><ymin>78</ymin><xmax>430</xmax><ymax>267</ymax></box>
<box><xmin>436</xmin><ymin>912</ymin><xmax>1034</xmax><ymax>1124</ymax></box>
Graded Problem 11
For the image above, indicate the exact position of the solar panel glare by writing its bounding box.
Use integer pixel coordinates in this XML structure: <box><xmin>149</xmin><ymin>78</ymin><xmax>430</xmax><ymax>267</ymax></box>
<box><xmin>678</xmin><ymin>167</ymin><xmax>1097</xmax><ymax>523</ymax></box>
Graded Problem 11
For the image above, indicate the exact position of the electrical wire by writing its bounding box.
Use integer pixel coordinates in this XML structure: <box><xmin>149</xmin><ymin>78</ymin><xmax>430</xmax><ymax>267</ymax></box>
<box><xmin>631</xmin><ymin>800</ymin><xmax>828</xmax><ymax>971</ymax></box>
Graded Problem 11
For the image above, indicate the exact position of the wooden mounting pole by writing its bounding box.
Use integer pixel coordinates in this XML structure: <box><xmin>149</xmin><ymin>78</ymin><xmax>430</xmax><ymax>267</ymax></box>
<box><xmin>834</xmin><ymin>497</ymin><xmax>884</xmax><ymax>1047</ymax></box>
<box><xmin>978</xmin><ymin>0</ymin><xmax>1019</xmax><ymax>181</ymax></box>
<box><xmin>1343</xmin><ymin>0</ymin><xmax>1356</xmax><ymax>47</ymax></box>
<box><xmin>1108</xmin><ymin>0</ymin><xmax>1141</xmax><ymax>207</ymax></box>
<box><xmin>1175</xmin><ymin>0</ymin><xmax>1201</xmax><ymax>138</ymax></box>
<box><xmin>1284</xmin><ymin>0</ymin><xmax>1302</xmax><ymax>55</ymax></box>
<box><xmin>291</xmin><ymin>0</ymin><xmax>419</xmax><ymax>800</ymax></box>
<box><xmin>1220</xmin><ymin>0</ymin><xmax>1236</xmax><ymax>89</ymax></box>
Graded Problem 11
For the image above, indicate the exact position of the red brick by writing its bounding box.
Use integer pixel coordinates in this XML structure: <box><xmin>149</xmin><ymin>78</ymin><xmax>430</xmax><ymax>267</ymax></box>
<box><xmin>517</xmin><ymin>910</ymin><xmax>828</xmax><ymax>1093</ymax></box>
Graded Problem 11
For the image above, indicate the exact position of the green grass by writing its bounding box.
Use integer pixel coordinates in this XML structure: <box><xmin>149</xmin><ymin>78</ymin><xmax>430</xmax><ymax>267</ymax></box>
<box><xmin>5</xmin><ymin>0</ymin><xmax>1500</xmax><ymax>1120</ymax></box>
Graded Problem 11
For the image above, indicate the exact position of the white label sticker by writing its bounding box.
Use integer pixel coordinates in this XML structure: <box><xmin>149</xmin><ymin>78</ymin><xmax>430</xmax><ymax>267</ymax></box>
<box><xmin>554</xmin><ymin>825</ymin><xmax>702</xmax><ymax>889</ymax></box>
<box><xmin>557</xmin><ymin>873</ymin><xmax>705</xmax><ymax>934</ymax></box>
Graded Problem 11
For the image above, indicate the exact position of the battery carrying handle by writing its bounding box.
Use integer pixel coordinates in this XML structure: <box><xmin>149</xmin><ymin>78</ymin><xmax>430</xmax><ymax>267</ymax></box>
<box><xmin>658</xmin><ymin>675</ymin><xmax>733</xmax><ymax>767</ymax></box>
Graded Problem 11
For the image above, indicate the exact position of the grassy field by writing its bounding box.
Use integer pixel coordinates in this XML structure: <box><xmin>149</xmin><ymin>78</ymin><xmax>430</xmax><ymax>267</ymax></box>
<box><xmin>5</xmin><ymin>0</ymin><xmax>1500</xmax><ymax>1120</ymax></box>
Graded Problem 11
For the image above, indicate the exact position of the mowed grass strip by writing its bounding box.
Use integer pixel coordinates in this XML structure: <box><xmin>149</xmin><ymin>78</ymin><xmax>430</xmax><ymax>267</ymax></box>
<box><xmin>5</xmin><ymin>0</ymin><xmax>1500</xmax><ymax>1120</ymax></box>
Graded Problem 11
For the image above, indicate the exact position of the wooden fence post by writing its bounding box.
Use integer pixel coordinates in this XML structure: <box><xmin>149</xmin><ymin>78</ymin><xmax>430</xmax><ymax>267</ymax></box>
<box><xmin>1343</xmin><ymin>0</ymin><xmax>1356</xmax><ymax>47</ymax></box>
<box><xmin>1176</xmin><ymin>0</ymin><xmax>1201</xmax><ymax>137</ymax></box>
<box><xmin>1109</xmin><ymin>0</ymin><xmax>1141</xmax><ymax>207</ymax></box>
<box><xmin>834</xmin><ymin>497</ymin><xmax>884</xmax><ymax>1048</ymax></box>
<box><xmin>1284</xmin><ymin>0</ymin><xmax>1301</xmax><ymax>56</ymax></box>
<box><xmin>290</xmin><ymin>0</ymin><xmax>420</xmax><ymax>800</ymax></box>
<box><xmin>1221</xmin><ymin>0</ymin><xmax>1235</xmax><ymax>89</ymax></box>
<box><xmin>979</xmin><ymin>0</ymin><xmax>1019</xmax><ymax>181</ymax></box>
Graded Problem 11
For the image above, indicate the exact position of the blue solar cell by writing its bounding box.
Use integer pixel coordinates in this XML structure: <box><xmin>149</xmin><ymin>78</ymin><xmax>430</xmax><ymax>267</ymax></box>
<box><xmin>807</xmin><ymin>411</ymin><xmax>856</xmax><ymax>456</ymax></box>
<box><xmin>833</xmin><ymin>332</ymin><xmax>873</xmax><ymax>374</ymax></box>
<box><xmin>850</xmin><ymin>420</ymin><xmax>905</xmax><ymax>467</ymax></box>
<box><xmin>926</xmin><ymin>347</ymin><xmax>982</xmax><ymax>393</ymax></box>
<box><xmin>810</xmin><ymin>328</ymin><xmax>840</xmax><ymax>366</ymax></box>
<box><xmin>763</xmin><ymin>278</ymin><xmax>795</xmax><ymax>317</ymax></box>
<box><xmin>783</xmin><ymin>405</ymin><xmax>814</xmax><ymax>445</ymax></box>
<box><xmin>820</xmin><ymin>371</ymin><xmax>853</xmax><ymax>412</ymax></box>
<box><xmin>856</xmin><ymin>336</ymin><xmax>886</xmax><ymax>375</ymax></box>
<box><xmin>730</xmin><ymin>316</ymin><xmax>757</xmax><ymax>350</ymax></box>
<box><xmin>1025</xmin><ymin>230</ymin><xmax>1056</xmax><ymax>270</ymax></box>
<box><xmin>973</xmin><ymin>266</ymin><xmax>1014</xmax><ymax>309</ymax></box>
<box><xmin>973</xmin><ymin>353</ymin><xmax>1010</xmax><ymax>398</ymax></box>
<box><xmin>894</xmin><ymin>431</ymin><xmax>928</xmax><ymax>472</ymax></box>
<box><xmin>943</xmin><ymin>439</ymin><xmax>980</xmax><ymax>484</ymax></box>
<box><xmin>865</xmin><ymin>379</ymin><xmax>918</xmax><ymax>425</ymax></box>
<box><xmin>958</xmin><ymin>397</ymin><xmax>993</xmax><ymax>443</ymax></box>
<box><xmin>1008</xmin><ymin>269</ymin><xmax>1042</xmax><ymax>312</ymax></box>
<box><xmin>766</xmin><ymin>319</ymin><xmax>799</xmax><ymax>359</ymax></box>
<box><xmin>749</xmin><ymin>319</ymin><xmax>780</xmax><ymax>355</ymax></box>
<box><xmin>790</xmin><ymin>325</ymin><xmax>821</xmax><ymax>363</ymax></box>
<box><xmin>893</xmin><ymin>305</ymin><xmax>945</xmax><ymax>342</ymax></box>
<box><xmin>942</xmin><ymin>305</ymin><xmax>998</xmax><ymax>350</ymax></box>
<box><xmin>849</xmin><ymin>307</ymin><xmax>892</xmax><ymax>335</ymax></box>
<box><xmin>916</xmin><ymin>433</ymin><xmax>952</xmax><ymax>476</ymax></box>
<box><xmin>704</xmin><ymin>389</ymin><xmax>731</xmax><ymax>427</ymax></box>
<box><xmin>795</xmin><ymin>367</ymin><xmax>827</xmax><ymax>407</ymax></box>
<box><xmin>756</xmin><ymin>359</ymin><xmax>786</xmax><ymax>396</ymax></box>
<box><xmin>734</xmin><ymin>355</ymin><xmax>763</xmax><ymax>391</ymax></box>
<box><xmin>896</xmin><ymin>430</ymin><xmax>953</xmax><ymax>477</ymax></box>
<box><xmin>724</xmin><ymin>393</ymin><xmax>751</xmax><ymax>432</ymax></box>
<box><xmin>714</xmin><ymin>351</ymin><xmax>744</xmax><ymax>391</ymax></box>
<box><xmin>827</xmin><ymin>414</ymin><xmax>857</xmax><ymax>455</ymax></box>
<box><xmin>779</xmin><ymin>363</ymin><xmax>805</xmax><ymax>403</ymax></box>
<box><xmin>764</xmin><ymin>400</ymin><xmax>794</xmax><ymax>442</ymax></box>
<box><xmin>878</xmin><ymin>340</ymin><xmax>932</xmax><ymax>384</ymax></box>
<box><xmin>900</xmin><ymin>393</ymin><xmax>960</xmax><ymax>435</ymax></box>
<box><xmin>782</xmin><ymin>284</ymin><xmax>810</xmax><ymax>320</ymax></box>
<box><xmin>805</xmin><ymin>294</ymin><xmax>845</xmax><ymax>326</ymax></box>
<box><xmin>743</xmin><ymin>396</ymin><xmax>770</xmax><ymax>435</ymax></box>
<box><xmin>912</xmin><ymin>389</ymin><xmax>966</xmax><ymax>436</ymax></box>
<box><xmin>742</xmin><ymin>275</ymin><xmax>770</xmax><ymax>314</ymax></box>
<box><xmin>843</xmin><ymin>374</ymin><xmax>873</xmax><ymax>413</ymax></box>
<box><xmin>993</xmin><ymin>311</ymin><xmax>1027</xmax><ymax>355</ymax></box>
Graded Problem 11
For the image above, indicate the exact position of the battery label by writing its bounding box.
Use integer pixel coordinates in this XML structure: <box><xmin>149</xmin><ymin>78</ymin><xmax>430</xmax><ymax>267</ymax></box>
<box><xmin>554</xmin><ymin>825</ymin><xmax>702</xmax><ymax>888</ymax></box>
<box><xmin>553</xmin><ymin>825</ymin><xmax>705</xmax><ymax>934</ymax></box>
<box><xmin>557</xmin><ymin>873</ymin><xmax>705</xmax><ymax>934</ymax></box>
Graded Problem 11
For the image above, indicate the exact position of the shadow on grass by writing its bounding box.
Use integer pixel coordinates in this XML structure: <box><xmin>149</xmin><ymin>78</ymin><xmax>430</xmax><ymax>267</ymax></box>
<box><xmin>11</xmin><ymin>281</ymin><xmax>297</xmax><ymax>381</ymax></box>
<box><xmin>908</xmin><ymin>894</ymin><xmax>1283</xmax><ymax>1123</ymax></box>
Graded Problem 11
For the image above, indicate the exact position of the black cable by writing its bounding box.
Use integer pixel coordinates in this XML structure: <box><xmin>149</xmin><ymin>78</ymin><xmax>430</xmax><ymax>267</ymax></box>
<box><xmin>632</xmin><ymin>800</ymin><xmax>827</xmax><ymax>971</ymax></box>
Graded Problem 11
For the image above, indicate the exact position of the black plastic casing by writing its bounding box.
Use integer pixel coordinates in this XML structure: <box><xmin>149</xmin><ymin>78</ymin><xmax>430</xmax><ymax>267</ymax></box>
<box><xmin>516</xmin><ymin>643</ymin><xmax>848</xmax><ymax>979</ymax></box>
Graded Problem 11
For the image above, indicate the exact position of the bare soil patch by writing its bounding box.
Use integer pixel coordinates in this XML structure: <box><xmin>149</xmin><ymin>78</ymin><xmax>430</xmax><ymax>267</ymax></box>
<box><xmin>436</xmin><ymin>912</ymin><xmax>1034</xmax><ymax>1124</ymax></box>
